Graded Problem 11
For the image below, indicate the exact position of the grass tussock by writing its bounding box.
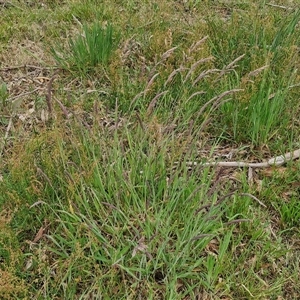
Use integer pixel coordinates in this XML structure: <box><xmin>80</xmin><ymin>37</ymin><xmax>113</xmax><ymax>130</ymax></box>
<box><xmin>0</xmin><ymin>0</ymin><xmax>300</xmax><ymax>299</ymax></box>
<box><xmin>52</xmin><ymin>22</ymin><xmax>117</xmax><ymax>75</ymax></box>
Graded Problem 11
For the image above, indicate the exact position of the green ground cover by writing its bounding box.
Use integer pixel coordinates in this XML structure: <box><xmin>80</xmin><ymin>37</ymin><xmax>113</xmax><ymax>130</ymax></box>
<box><xmin>0</xmin><ymin>0</ymin><xmax>300</xmax><ymax>299</ymax></box>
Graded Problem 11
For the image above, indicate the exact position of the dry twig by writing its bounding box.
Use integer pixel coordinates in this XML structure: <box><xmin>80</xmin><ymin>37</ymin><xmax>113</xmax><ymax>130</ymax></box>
<box><xmin>45</xmin><ymin>71</ymin><xmax>58</xmax><ymax>116</ymax></box>
<box><xmin>0</xmin><ymin>65</ymin><xmax>55</xmax><ymax>71</ymax></box>
<box><xmin>183</xmin><ymin>149</ymin><xmax>300</xmax><ymax>168</ymax></box>
<box><xmin>266</xmin><ymin>3</ymin><xmax>293</xmax><ymax>10</ymax></box>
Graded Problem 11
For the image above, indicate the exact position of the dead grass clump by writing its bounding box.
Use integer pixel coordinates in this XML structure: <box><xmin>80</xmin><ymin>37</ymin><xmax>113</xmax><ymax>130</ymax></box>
<box><xmin>0</xmin><ymin>270</ymin><xmax>28</xmax><ymax>299</ymax></box>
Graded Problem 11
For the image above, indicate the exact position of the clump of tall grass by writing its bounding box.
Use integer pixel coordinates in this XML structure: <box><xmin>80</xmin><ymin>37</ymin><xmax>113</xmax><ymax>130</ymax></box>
<box><xmin>126</xmin><ymin>9</ymin><xmax>299</xmax><ymax>145</ymax></box>
<box><xmin>4</xmin><ymin>120</ymin><xmax>264</xmax><ymax>299</ymax></box>
<box><xmin>126</xmin><ymin>38</ymin><xmax>243</xmax><ymax>140</ymax></box>
<box><xmin>206</xmin><ymin>7</ymin><xmax>300</xmax><ymax>144</ymax></box>
<box><xmin>52</xmin><ymin>22</ymin><xmax>116</xmax><ymax>74</ymax></box>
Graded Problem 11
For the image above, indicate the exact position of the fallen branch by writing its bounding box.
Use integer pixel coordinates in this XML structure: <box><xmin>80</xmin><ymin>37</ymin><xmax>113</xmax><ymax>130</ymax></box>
<box><xmin>183</xmin><ymin>149</ymin><xmax>300</xmax><ymax>168</ymax></box>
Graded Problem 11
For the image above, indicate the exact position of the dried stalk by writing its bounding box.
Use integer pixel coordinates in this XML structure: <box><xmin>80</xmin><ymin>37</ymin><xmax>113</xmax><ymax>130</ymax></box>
<box><xmin>146</xmin><ymin>90</ymin><xmax>168</xmax><ymax>115</ymax></box>
<box><xmin>184</xmin><ymin>56</ymin><xmax>214</xmax><ymax>83</ymax></box>
<box><xmin>45</xmin><ymin>72</ymin><xmax>58</xmax><ymax>116</ymax></box>
<box><xmin>213</xmin><ymin>54</ymin><xmax>245</xmax><ymax>83</ymax></box>
<box><xmin>266</xmin><ymin>3</ymin><xmax>293</xmax><ymax>10</ymax></box>
<box><xmin>0</xmin><ymin>116</ymin><xmax>13</xmax><ymax>156</ymax></box>
<box><xmin>248</xmin><ymin>65</ymin><xmax>269</xmax><ymax>77</ymax></box>
<box><xmin>0</xmin><ymin>64</ymin><xmax>55</xmax><ymax>71</ymax></box>
<box><xmin>164</xmin><ymin>66</ymin><xmax>188</xmax><ymax>87</ymax></box>
<box><xmin>183</xmin><ymin>149</ymin><xmax>300</xmax><ymax>168</ymax></box>
<box><xmin>193</xmin><ymin>69</ymin><xmax>220</xmax><ymax>86</ymax></box>
<box><xmin>10</xmin><ymin>88</ymin><xmax>42</xmax><ymax>102</ymax></box>
<box><xmin>54</xmin><ymin>96</ymin><xmax>70</xmax><ymax>118</ymax></box>
<box><xmin>240</xmin><ymin>193</ymin><xmax>266</xmax><ymax>208</ymax></box>
<box><xmin>188</xmin><ymin>36</ymin><xmax>209</xmax><ymax>54</ymax></box>
<box><xmin>197</xmin><ymin>89</ymin><xmax>243</xmax><ymax>118</ymax></box>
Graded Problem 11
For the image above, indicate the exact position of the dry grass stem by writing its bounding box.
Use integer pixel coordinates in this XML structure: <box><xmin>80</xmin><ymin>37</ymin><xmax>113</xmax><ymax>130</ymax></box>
<box><xmin>36</xmin><ymin>166</ymin><xmax>53</xmax><ymax>188</ymax></box>
<box><xmin>214</xmin><ymin>54</ymin><xmax>245</xmax><ymax>82</ymax></box>
<box><xmin>240</xmin><ymin>193</ymin><xmax>267</xmax><ymax>208</ymax></box>
<box><xmin>0</xmin><ymin>116</ymin><xmax>13</xmax><ymax>156</ymax></box>
<box><xmin>9</xmin><ymin>88</ymin><xmax>42</xmax><ymax>102</ymax></box>
<box><xmin>45</xmin><ymin>72</ymin><xmax>58</xmax><ymax>116</ymax></box>
<box><xmin>211</xmin><ymin>97</ymin><xmax>233</xmax><ymax>111</ymax></box>
<box><xmin>135</xmin><ymin>112</ymin><xmax>145</xmax><ymax>131</ymax></box>
<box><xmin>188</xmin><ymin>36</ymin><xmax>209</xmax><ymax>54</ymax></box>
<box><xmin>225</xmin><ymin>54</ymin><xmax>246</xmax><ymax>69</ymax></box>
<box><xmin>197</xmin><ymin>89</ymin><xmax>243</xmax><ymax>118</ymax></box>
<box><xmin>148</xmin><ymin>47</ymin><xmax>178</xmax><ymax>79</ymax></box>
<box><xmin>248</xmin><ymin>65</ymin><xmax>269</xmax><ymax>77</ymax></box>
<box><xmin>164</xmin><ymin>66</ymin><xmax>188</xmax><ymax>87</ymax></box>
<box><xmin>187</xmin><ymin>91</ymin><xmax>206</xmax><ymax>102</ymax></box>
<box><xmin>129</xmin><ymin>91</ymin><xmax>145</xmax><ymax>110</ymax></box>
<box><xmin>193</xmin><ymin>69</ymin><xmax>220</xmax><ymax>86</ymax></box>
<box><xmin>54</xmin><ymin>97</ymin><xmax>70</xmax><ymax>118</ymax></box>
<box><xmin>198</xmin><ymin>117</ymin><xmax>212</xmax><ymax>132</ymax></box>
<box><xmin>266</xmin><ymin>3</ymin><xmax>293</xmax><ymax>10</ymax></box>
<box><xmin>160</xmin><ymin>46</ymin><xmax>178</xmax><ymax>61</ymax></box>
<box><xmin>184</xmin><ymin>56</ymin><xmax>214</xmax><ymax>83</ymax></box>
<box><xmin>145</xmin><ymin>72</ymin><xmax>160</xmax><ymax>94</ymax></box>
<box><xmin>147</xmin><ymin>90</ymin><xmax>168</xmax><ymax>115</ymax></box>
